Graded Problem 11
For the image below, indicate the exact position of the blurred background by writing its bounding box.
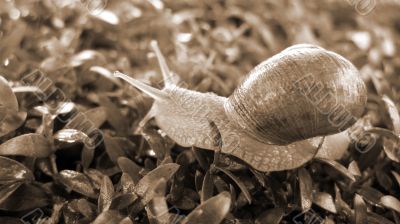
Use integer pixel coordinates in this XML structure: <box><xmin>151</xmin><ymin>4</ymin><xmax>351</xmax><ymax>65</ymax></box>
<box><xmin>1</xmin><ymin>0</ymin><xmax>399</xmax><ymax>98</ymax></box>
<box><xmin>1</xmin><ymin>0</ymin><xmax>400</xmax><ymax>223</ymax></box>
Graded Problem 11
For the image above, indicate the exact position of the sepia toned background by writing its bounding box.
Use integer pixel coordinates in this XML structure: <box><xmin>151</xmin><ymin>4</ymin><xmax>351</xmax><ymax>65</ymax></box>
<box><xmin>0</xmin><ymin>0</ymin><xmax>400</xmax><ymax>223</ymax></box>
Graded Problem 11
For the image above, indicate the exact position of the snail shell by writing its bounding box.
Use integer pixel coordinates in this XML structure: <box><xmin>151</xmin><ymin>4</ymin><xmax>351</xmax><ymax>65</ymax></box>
<box><xmin>224</xmin><ymin>44</ymin><xmax>367</xmax><ymax>145</ymax></box>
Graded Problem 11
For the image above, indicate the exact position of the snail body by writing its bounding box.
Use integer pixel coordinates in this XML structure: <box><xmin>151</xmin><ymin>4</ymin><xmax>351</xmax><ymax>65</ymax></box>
<box><xmin>114</xmin><ymin>42</ymin><xmax>367</xmax><ymax>172</ymax></box>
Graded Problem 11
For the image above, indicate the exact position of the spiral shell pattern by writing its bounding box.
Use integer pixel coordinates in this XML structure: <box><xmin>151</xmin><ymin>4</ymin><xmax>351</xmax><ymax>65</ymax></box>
<box><xmin>224</xmin><ymin>44</ymin><xmax>367</xmax><ymax>145</ymax></box>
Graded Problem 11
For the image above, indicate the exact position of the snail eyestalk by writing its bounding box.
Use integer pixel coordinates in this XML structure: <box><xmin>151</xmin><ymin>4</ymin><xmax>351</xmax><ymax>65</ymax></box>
<box><xmin>113</xmin><ymin>71</ymin><xmax>168</xmax><ymax>101</ymax></box>
<box><xmin>150</xmin><ymin>40</ymin><xmax>175</xmax><ymax>87</ymax></box>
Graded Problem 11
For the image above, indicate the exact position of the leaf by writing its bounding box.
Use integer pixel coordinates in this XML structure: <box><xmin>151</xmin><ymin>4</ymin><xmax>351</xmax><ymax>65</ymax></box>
<box><xmin>334</xmin><ymin>184</ymin><xmax>352</xmax><ymax>217</ymax></box>
<box><xmin>380</xmin><ymin>195</ymin><xmax>400</xmax><ymax>213</ymax></box>
<box><xmin>0</xmin><ymin>76</ymin><xmax>18</xmax><ymax>112</ymax></box>
<box><xmin>58</xmin><ymin>170</ymin><xmax>98</xmax><ymax>198</ymax></box>
<box><xmin>110</xmin><ymin>193</ymin><xmax>138</xmax><ymax>210</ymax></box>
<box><xmin>348</xmin><ymin>161</ymin><xmax>362</xmax><ymax>177</ymax></box>
<box><xmin>316</xmin><ymin>158</ymin><xmax>356</xmax><ymax>182</ymax></box>
<box><xmin>98</xmin><ymin>95</ymin><xmax>129</xmax><ymax>134</ymax></box>
<box><xmin>92</xmin><ymin>210</ymin><xmax>124</xmax><ymax>224</ymax></box>
<box><xmin>0</xmin><ymin>111</ymin><xmax>27</xmax><ymax>138</ymax></box>
<box><xmin>143</xmin><ymin>178</ymin><xmax>167</xmax><ymax>205</ymax></box>
<box><xmin>34</xmin><ymin>102</ymin><xmax>75</xmax><ymax>116</ymax></box>
<box><xmin>192</xmin><ymin>147</ymin><xmax>210</xmax><ymax>170</ymax></box>
<box><xmin>367</xmin><ymin>212</ymin><xmax>396</xmax><ymax>224</ymax></box>
<box><xmin>0</xmin><ymin>183</ymin><xmax>50</xmax><ymax>211</ymax></box>
<box><xmin>120</xmin><ymin>172</ymin><xmax>136</xmax><ymax>194</ymax></box>
<box><xmin>119</xmin><ymin>217</ymin><xmax>134</xmax><ymax>224</ymax></box>
<box><xmin>0</xmin><ymin>156</ymin><xmax>34</xmax><ymax>183</ymax></box>
<box><xmin>255</xmin><ymin>207</ymin><xmax>284</xmax><ymax>224</ymax></box>
<box><xmin>142</xmin><ymin>127</ymin><xmax>174</xmax><ymax>160</ymax></box>
<box><xmin>104</xmin><ymin>135</ymin><xmax>127</xmax><ymax>164</ymax></box>
<box><xmin>313</xmin><ymin>192</ymin><xmax>337</xmax><ymax>213</ymax></box>
<box><xmin>0</xmin><ymin>133</ymin><xmax>52</xmax><ymax>158</ymax></box>
<box><xmin>382</xmin><ymin>136</ymin><xmax>400</xmax><ymax>163</ymax></box>
<box><xmin>69</xmin><ymin>50</ymin><xmax>104</xmax><ymax>67</ymax></box>
<box><xmin>354</xmin><ymin>194</ymin><xmax>367</xmax><ymax>224</ymax></box>
<box><xmin>98</xmin><ymin>175</ymin><xmax>114</xmax><ymax>212</ymax></box>
<box><xmin>0</xmin><ymin>217</ymin><xmax>23</xmax><ymax>224</ymax></box>
<box><xmin>391</xmin><ymin>171</ymin><xmax>400</xmax><ymax>188</ymax></box>
<box><xmin>145</xmin><ymin>179</ymin><xmax>173</xmax><ymax>224</ymax></box>
<box><xmin>376</xmin><ymin>169</ymin><xmax>393</xmax><ymax>191</ymax></box>
<box><xmin>146</xmin><ymin>196</ymin><xmax>172</xmax><ymax>224</ymax></box>
<box><xmin>54</xmin><ymin>129</ymin><xmax>91</xmax><ymax>144</ymax></box>
<box><xmin>0</xmin><ymin>22</ymin><xmax>26</xmax><ymax>63</ymax></box>
<box><xmin>214</xmin><ymin>166</ymin><xmax>252</xmax><ymax>204</ymax></box>
<box><xmin>118</xmin><ymin>157</ymin><xmax>142</xmax><ymax>184</ymax></box>
<box><xmin>84</xmin><ymin>106</ymin><xmax>107</xmax><ymax>128</ymax></box>
<box><xmin>81</xmin><ymin>145</ymin><xmax>95</xmax><ymax>169</ymax></box>
<box><xmin>181</xmin><ymin>191</ymin><xmax>231</xmax><ymax>224</ymax></box>
<box><xmin>201</xmin><ymin>170</ymin><xmax>214</xmax><ymax>203</ymax></box>
<box><xmin>0</xmin><ymin>182</ymin><xmax>22</xmax><ymax>205</ymax></box>
<box><xmin>357</xmin><ymin>186</ymin><xmax>384</xmax><ymax>206</ymax></box>
<box><xmin>135</xmin><ymin>163</ymin><xmax>180</xmax><ymax>197</ymax></box>
<box><xmin>171</xmin><ymin>189</ymin><xmax>198</xmax><ymax>210</ymax></box>
<box><xmin>90</xmin><ymin>10</ymin><xmax>120</xmax><ymax>25</ymax></box>
<box><xmin>298</xmin><ymin>168</ymin><xmax>313</xmax><ymax>211</ymax></box>
<box><xmin>84</xmin><ymin>169</ymin><xmax>105</xmax><ymax>190</ymax></box>
<box><xmin>382</xmin><ymin>95</ymin><xmax>400</xmax><ymax>135</ymax></box>
<box><xmin>73</xmin><ymin>199</ymin><xmax>96</xmax><ymax>219</ymax></box>
<box><xmin>42</xmin><ymin>202</ymin><xmax>64</xmax><ymax>224</ymax></box>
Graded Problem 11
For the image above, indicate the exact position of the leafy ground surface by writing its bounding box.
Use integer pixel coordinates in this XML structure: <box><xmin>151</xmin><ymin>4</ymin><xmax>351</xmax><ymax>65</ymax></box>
<box><xmin>0</xmin><ymin>0</ymin><xmax>400</xmax><ymax>223</ymax></box>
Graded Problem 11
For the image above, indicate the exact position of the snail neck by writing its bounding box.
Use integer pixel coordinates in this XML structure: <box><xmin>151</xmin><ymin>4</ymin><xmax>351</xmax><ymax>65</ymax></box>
<box><xmin>153</xmin><ymin>86</ymin><xmax>228</xmax><ymax>149</ymax></box>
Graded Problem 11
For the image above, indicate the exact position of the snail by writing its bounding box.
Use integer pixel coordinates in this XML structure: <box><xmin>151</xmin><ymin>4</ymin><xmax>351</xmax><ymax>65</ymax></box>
<box><xmin>114</xmin><ymin>41</ymin><xmax>367</xmax><ymax>172</ymax></box>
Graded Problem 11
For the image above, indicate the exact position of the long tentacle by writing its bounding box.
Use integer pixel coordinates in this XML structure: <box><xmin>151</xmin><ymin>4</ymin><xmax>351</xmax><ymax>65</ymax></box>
<box><xmin>150</xmin><ymin>40</ymin><xmax>176</xmax><ymax>87</ymax></box>
<box><xmin>114</xmin><ymin>71</ymin><xmax>168</xmax><ymax>101</ymax></box>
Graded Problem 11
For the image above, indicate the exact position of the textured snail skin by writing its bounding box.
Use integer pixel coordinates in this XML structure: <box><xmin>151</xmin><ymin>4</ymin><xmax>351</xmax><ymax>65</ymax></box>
<box><xmin>224</xmin><ymin>44</ymin><xmax>367</xmax><ymax>145</ymax></box>
<box><xmin>153</xmin><ymin>86</ymin><xmax>323</xmax><ymax>171</ymax></box>
<box><xmin>115</xmin><ymin>43</ymin><xmax>367</xmax><ymax>172</ymax></box>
